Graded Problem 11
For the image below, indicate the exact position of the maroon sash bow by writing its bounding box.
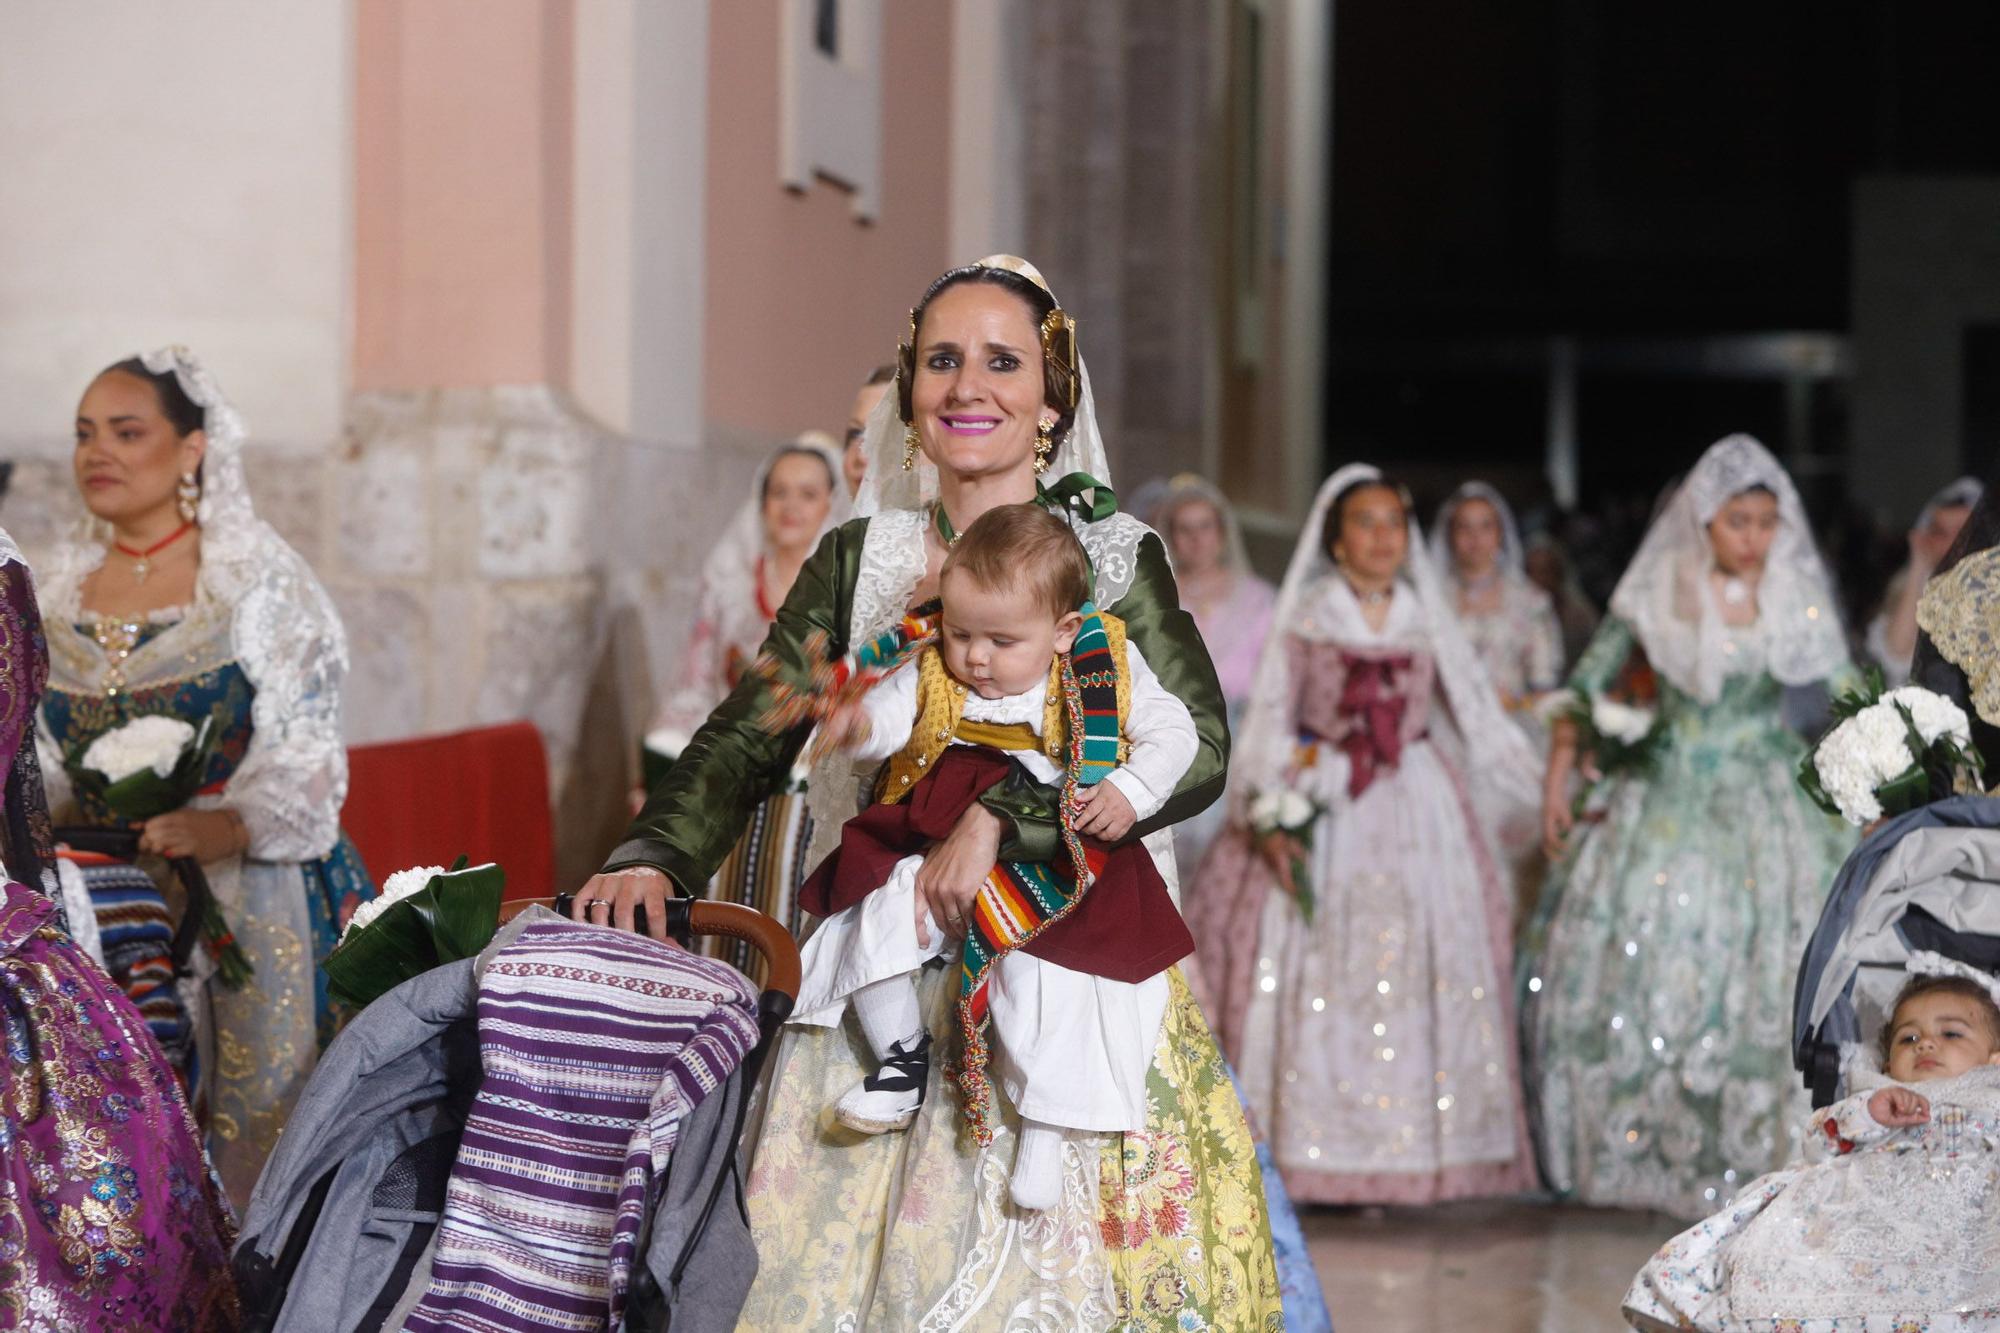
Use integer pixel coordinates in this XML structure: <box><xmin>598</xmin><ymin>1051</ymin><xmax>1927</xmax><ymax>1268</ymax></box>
<box><xmin>1336</xmin><ymin>652</ymin><xmax>1411</xmax><ymax>798</ymax></box>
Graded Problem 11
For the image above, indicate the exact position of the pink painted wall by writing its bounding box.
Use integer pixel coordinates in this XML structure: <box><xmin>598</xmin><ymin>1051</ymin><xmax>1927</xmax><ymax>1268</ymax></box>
<box><xmin>354</xmin><ymin>0</ymin><xmax>573</xmax><ymax>391</ymax></box>
<box><xmin>703</xmin><ymin>4</ymin><xmax>954</xmax><ymax>440</ymax></box>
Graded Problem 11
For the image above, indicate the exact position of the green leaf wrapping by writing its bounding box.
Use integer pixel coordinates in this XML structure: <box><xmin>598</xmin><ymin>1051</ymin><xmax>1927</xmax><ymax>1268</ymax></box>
<box><xmin>322</xmin><ymin>861</ymin><xmax>507</xmax><ymax>1010</ymax></box>
<box><xmin>1290</xmin><ymin>856</ymin><xmax>1316</xmax><ymax>926</ymax></box>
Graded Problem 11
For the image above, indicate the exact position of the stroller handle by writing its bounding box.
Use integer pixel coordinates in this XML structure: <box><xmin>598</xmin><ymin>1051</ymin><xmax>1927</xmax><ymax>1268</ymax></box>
<box><xmin>515</xmin><ymin>893</ymin><xmax>802</xmax><ymax>1002</ymax></box>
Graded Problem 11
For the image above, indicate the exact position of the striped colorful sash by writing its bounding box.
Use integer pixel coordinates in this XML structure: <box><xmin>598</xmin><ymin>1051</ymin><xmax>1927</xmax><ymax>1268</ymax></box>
<box><xmin>955</xmin><ymin>604</ymin><xmax>1119</xmax><ymax>1143</ymax></box>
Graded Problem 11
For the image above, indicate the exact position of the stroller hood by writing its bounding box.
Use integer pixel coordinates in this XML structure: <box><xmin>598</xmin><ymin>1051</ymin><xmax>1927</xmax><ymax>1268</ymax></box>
<box><xmin>1793</xmin><ymin>794</ymin><xmax>2000</xmax><ymax>1099</ymax></box>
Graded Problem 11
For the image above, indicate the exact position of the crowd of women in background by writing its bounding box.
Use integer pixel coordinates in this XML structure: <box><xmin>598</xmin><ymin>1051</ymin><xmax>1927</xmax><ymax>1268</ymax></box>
<box><xmin>1144</xmin><ymin>444</ymin><xmax>1995</xmax><ymax>1231</ymax></box>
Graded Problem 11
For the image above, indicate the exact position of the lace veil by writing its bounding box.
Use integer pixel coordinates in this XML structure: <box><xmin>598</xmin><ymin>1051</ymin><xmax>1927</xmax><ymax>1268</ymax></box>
<box><xmin>1428</xmin><ymin>481</ymin><xmax>1527</xmax><ymax>585</ymax></box>
<box><xmin>1231</xmin><ymin>463</ymin><xmax>1542</xmax><ymax>823</ymax></box>
<box><xmin>35</xmin><ymin>346</ymin><xmax>352</xmax><ymax>863</ymax></box>
<box><xmin>1607</xmin><ymin>434</ymin><xmax>1846</xmax><ymax>704</ymax></box>
<box><xmin>1147</xmin><ymin>473</ymin><xmax>1255</xmax><ymax>585</ymax></box>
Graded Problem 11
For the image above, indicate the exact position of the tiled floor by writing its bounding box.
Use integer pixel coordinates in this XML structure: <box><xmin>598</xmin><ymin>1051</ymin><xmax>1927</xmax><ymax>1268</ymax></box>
<box><xmin>1302</xmin><ymin>1199</ymin><xmax>1678</xmax><ymax>1332</ymax></box>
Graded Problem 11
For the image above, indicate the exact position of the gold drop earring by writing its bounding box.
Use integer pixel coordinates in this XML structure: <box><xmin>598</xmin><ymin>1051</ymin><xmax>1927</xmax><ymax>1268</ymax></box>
<box><xmin>1033</xmin><ymin>419</ymin><xmax>1054</xmax><ymax>474</ymax></box>
<box><xmin>903</xmin><ymin>424</ymin><xmax>922</xmax><ymax>471</ymax></box>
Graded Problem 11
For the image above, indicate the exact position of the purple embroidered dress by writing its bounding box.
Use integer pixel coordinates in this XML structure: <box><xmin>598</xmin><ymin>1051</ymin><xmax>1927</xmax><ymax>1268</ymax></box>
<box><xmin>0</xmin><ymin>537</ymin><xmax>238</xmax><ymax>1331</ymax></box>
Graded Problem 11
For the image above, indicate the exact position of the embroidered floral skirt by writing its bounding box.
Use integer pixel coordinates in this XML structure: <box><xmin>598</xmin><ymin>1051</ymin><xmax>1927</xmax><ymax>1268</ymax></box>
<box><xmin>1</xmin><ymin>882</ymin><xmax>238</xmax><ymax>1332</ymax></box>
<box><xmin>738</xmin><ymin>965</ymin><xmax>1284</xmax><ymax>1331</ymax></box>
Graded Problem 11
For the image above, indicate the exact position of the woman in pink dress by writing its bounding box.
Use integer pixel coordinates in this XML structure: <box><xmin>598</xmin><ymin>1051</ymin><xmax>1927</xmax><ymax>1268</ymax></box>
<box><xmin>1189</xmin><ymin>464</ymin><xmax>1540</xmax><ymax>1204</ymax></box>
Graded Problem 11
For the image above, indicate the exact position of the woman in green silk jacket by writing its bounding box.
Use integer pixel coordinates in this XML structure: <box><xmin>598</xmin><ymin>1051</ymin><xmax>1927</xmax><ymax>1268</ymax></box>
<box><xmin>573</xmin><ymin>257</ymin><xmax>1285</xmax><ymax>1331</ymax></box>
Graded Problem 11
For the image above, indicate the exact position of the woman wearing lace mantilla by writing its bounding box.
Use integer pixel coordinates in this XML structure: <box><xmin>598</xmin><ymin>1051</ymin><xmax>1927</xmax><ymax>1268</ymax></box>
<box><xmin>1188</xmin><ymin>466</ymin><xmax>1542</xmax><ymax>1203</ymax></box>
<box><xmin>1431</xmin><ymin>482</ymin><xmax>1566</xmax><ymax>707</ymax></box>
<box><xmin>1912</xmin><ymin>474</ymin><xmax>2000</xmax><ymax>789</ymax></box>
<box><xmin>574</xmin><ymin>257</ymin><xmax>1283</xmax><ymax>1330</ymax></box>
<box><xmin>1433</xmin><ymin>481</ymin><xmax>1567</xmax><ymax>916</ymax></box>
<box><xmin>36</xmin><ymin>348</ymin><xmax>376</xmax><ymax>1203</ymax></box>
<box><xmin>1</xmin><ymin>528</ymin><xmax>238</xmax><ymax>1332</ymax></box>
<box><xmin>643</xmin><ymin>436</ymin><xmax>843</xmax><ymax>981</ymax></box>
<box><xmin>1866</xmin><ymin>476</ymin><xmax>1979</xmax><ymax>687</ymax></box>
<box><xmin>1524</xmin><ymin>434</ymin><xmax>1855</xmax><ymax>1218</ymax></box>
<box><xmin>1146</xmin><ymin>474</ymin><xmax>1277</xmax><ymax>873</ymax></box>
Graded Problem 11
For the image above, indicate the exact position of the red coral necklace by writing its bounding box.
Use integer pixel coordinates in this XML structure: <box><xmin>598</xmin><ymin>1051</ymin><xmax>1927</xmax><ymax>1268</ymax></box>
<box><xmin>113</xmin><ymin>521</ymin><xmax>195</xmax><ymax>584</ymax></box>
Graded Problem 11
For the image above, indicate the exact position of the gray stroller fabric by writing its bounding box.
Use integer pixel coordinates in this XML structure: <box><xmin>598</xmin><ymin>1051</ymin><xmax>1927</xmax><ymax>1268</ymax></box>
<box><xmin>234</xmin><ymin>942</ymin><xmax>761</xmax><ymax>1332</ymax></box>
<box><xmin>1793</xmin><ymin>795</ymin><xmax>2000</xmax><ymax>1081</ymax></box>
<box><xmin>233</xmin><ymin>958</ymin><xmax>483</xmax><ymax>1333</ymax></box>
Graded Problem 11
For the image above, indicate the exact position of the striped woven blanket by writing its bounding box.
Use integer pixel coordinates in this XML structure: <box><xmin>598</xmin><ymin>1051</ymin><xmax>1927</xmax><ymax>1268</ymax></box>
<box><xmin>400</xmin><ymin>917</ymin><xmax>760</xmax><ymax>1332</ymax></box>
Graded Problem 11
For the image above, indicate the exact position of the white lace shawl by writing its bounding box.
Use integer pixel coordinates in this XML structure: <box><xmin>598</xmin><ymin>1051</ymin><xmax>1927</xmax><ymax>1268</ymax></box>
<box><xmin>1231</xmin><ymin>464</ymin><xmax>1543</xmax><ymax>825</ymax></box>
<box><xmin>1607</xmin><ymin>434</ymin><xmax>1846</xmax><ymax>705</ymax></box>
<box><xmin>34</xmin><ymin>346</ymin><xmax>351</xmax><ymax>864</ymax></box>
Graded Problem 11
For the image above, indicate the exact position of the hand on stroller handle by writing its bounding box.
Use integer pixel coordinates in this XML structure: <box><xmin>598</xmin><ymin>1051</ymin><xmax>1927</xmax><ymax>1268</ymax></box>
<box><xmin>536</xmin><ymin>890</ymin><xmax>802</xmax><ymax>1003</ymax></box>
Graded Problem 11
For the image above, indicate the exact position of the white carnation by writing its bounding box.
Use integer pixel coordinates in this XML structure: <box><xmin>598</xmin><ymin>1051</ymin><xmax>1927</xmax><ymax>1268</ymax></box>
<box><xmin>1275</xmin><ymin>790</ymin><xmax>1315</xmax><ymax>828</ymax></box>
<box><xmin>81</xmin><ymin>714</ymin><xmax>197</xmax><ymax>783</ymax></box>
<box><xmin>1248</xmin><ymin>790</ymin><xmax>1284</xmax><ymax>831</ymax></box>
<box><xmin>340</xmin><ymin>864</ymin><xmax>448</xmax><ymax>941</ymax></box>
<box><xmin>1809</xmin><ymin>689</ymin><xmax>1969</xmax><ymax>826</ymax></box>
<box><xmin>1882</xmin><ymin>686</ymin><xmax>1972</xmax><ymax>748</ymax></box>
<box><xmin>1591</xmin><ymin>699</ymin><xmax>1656</xmax><ymax>746</ymax></box>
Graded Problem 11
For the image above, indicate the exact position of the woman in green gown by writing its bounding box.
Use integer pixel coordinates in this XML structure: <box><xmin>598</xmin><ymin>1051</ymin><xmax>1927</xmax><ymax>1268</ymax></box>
<box><xmin>1523</xmin><ymin>434</ymin><xmax>1856</xmax><ymax>1220</ymax></box>
<box><xmin>573</xmin><ymin>257</ymin><xmax>1283</xmax><ymax>1330</ymax></box>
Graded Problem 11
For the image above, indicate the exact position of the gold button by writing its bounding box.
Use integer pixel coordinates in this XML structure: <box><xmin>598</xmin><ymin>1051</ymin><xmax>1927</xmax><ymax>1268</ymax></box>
<box><xmin>900</xmin><ymin>775</ymin><xmax>911</xmax><ymax>785</ymax></box>
<box><xmin>937</xmin><ymin>729</ymin><xmax>949</xmax><ymax>740</ymax></box>
<box><xmin>916</xmin><ymin>756</ymin><xmax>927</xmax><ymax>767</ymax></box>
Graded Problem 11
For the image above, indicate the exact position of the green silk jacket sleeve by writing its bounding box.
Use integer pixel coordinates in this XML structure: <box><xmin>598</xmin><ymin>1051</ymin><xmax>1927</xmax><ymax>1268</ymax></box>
<box><xmin>985</xmin><ymin>529</ymin><xmax>1231</xmax><ymax>862</ymax></box>
<box><xmin>601</xmin><ymin>520</ymin><xmax>863</xmax><ymax>887</ymax></box>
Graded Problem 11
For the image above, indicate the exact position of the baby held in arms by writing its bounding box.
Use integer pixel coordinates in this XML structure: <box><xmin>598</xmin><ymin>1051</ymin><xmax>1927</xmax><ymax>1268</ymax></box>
<box><xmin>790</xmin><ymin>504</ymin><xmax>1197</xmax><ymax>1210</ymax></box>
<box><xmin>1625</xmin><ymin>960</ymin><xmax>2000</xmax><ymax>1331</ymax></box>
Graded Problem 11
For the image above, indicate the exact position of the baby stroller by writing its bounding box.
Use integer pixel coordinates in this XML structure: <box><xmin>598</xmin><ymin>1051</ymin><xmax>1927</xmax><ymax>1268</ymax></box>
<box><xmin>1793</xmin><ymin>793</ymin><xmax>2000</xmax><ymax>1107</ymax></box>
<box><xmin>232</xmin><ymin>894</ymin><xmax>800</xmax><ymax>1333</ymax></box>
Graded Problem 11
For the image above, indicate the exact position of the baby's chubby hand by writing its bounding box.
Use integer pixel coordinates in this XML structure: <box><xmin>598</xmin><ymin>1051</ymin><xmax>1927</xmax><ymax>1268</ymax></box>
<box><xmin>1869</xmin><ymin>1085</ymin><xmax>1932</xmax><ymax>1128</ymax></box>
<box><xmin>811</xmin><ymin>702</ymin><xmax>873</xmax><ymax>757</ymax></box>
<box><xmin>1069</xmin><ymin>782</ymin><xmax>1137</xmax><ymax>841</ymax></box>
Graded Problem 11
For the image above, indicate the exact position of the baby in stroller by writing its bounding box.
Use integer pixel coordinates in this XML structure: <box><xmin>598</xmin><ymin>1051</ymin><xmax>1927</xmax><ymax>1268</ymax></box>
<box><xmin>1625</xmin><ymin>804</ymin><xmax>2000</xmax><ymax>1332</ymax></box>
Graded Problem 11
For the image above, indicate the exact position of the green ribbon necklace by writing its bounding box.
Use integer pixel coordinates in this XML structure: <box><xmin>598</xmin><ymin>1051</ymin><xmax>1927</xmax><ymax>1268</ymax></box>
<box><xmin>932</xmin><ymin>472</ymin><xmax>1119</xmax><ymax>548</ymax></box>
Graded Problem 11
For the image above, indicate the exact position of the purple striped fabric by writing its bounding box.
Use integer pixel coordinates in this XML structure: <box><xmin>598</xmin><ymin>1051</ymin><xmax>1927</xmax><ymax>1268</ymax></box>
<box><xmin>400</xmin><ymin>918</ymin><xmax>759</xmax><ymax>1332</ymax></box>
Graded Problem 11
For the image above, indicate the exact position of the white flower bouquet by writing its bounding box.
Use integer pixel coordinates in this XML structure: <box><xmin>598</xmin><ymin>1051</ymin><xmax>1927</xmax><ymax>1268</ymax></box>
<box><xmin>1249</xmin><ymin>787</ymin><xmax>1324</xmax><ymax>922</ymax></box>
<box><xmin>1542</xmin><ymin>688</ymin><xmax>1666</xmax><ymax>816</ymax></box>
<box><xmin>1799</xmin><ymin>674</ymin><xmax>1983</xmax><ymax>827</ymax></box>
<box><xmin>67</xmin><ymin>713</ymin><xmax>218</xmax><ymax>821</ymax></box>
<box><xmin>324</xmin><ymin>856</ymin><xmax>508</xmax><ymax>1010</ymax></box>
<box><xmin>64</xmin><ymin>713</ymin><xmax>254</xmax><ymax>987</ymax></box>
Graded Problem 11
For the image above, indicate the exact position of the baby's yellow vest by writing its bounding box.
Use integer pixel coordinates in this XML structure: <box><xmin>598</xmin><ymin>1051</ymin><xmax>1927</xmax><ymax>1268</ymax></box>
<box><xmin>875</xmin><ymin>613</ymin><xmax>1133</xmax><ymax>804</ymax></box>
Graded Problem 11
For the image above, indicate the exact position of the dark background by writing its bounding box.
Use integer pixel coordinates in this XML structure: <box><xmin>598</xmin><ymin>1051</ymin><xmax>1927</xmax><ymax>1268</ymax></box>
<box><xmin>1324</xmin><ymin>2</ymin><xmax>2000</xmax><ymax>531</ymax></box>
